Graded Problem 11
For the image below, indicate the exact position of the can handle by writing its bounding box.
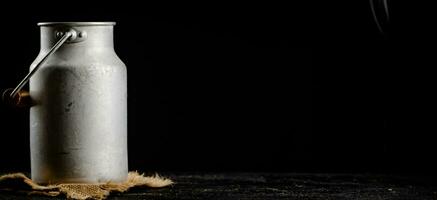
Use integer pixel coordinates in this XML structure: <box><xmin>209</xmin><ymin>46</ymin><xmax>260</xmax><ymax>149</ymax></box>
<box><xmin>8</xmin><ymin>30</ymin><xmax>76</xmax><ymax>99</ymax></box>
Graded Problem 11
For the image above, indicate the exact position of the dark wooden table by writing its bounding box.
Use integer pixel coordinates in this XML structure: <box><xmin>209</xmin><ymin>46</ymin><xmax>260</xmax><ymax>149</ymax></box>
<box><xmin>1</xmin><ymin>172</ymin><xmax>436</xmax><ymax>199</ymax></box>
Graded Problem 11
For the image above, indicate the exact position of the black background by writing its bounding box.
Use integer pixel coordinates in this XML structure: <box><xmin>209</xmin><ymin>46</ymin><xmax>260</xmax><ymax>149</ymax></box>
<box><xmin>0</xmin><ymin>1</ymin><xmax>436</xmax><ymax>176</ymax></box>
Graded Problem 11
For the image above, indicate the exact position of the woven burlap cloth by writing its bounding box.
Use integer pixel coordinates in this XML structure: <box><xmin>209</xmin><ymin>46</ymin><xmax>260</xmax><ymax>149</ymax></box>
<box><xmin>0</xmin><ymin>171</ymin><xmax>173</xmax><ymax>199</ymax></box>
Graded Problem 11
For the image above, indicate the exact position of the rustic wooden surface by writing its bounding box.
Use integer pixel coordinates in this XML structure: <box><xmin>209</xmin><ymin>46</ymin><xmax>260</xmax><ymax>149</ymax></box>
<box><xmin>1</xmin><ymin>172</ymin><xmax>437</xmax><ymax>199</ymax></box>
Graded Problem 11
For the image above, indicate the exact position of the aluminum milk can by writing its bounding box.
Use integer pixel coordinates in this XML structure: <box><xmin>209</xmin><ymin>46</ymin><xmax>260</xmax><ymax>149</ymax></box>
<box><xmin>5</xmin><ymin>22</ymin><xmax>128</xmax><ymax>183</ymax></box>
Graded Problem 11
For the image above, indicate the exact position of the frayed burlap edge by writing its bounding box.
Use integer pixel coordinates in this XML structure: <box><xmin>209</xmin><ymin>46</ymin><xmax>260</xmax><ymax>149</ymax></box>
<box><xmin>0</xmin><ymin>171</ymin><xmax>173</xmax><ymax>200</ymax></box>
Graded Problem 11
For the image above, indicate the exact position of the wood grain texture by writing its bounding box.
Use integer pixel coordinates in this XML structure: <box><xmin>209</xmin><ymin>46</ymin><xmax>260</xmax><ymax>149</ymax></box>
<box><xmin>1</xmin><ymin>173</ymin><xmax>436</xmax><ymax>199</ymax></box>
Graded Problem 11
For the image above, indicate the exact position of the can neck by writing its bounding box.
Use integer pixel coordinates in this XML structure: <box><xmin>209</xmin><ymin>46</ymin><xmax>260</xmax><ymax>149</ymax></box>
<box><xmin>40</xmin><ymin>25</ymin><xmax>115</xmax><ymax>51</ymax></box>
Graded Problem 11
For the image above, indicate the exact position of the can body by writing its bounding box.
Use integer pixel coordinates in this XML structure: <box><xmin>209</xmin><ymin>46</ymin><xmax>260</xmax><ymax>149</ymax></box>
<box><xmin>29</xmin><ymin>22</ymin><xmax>128</xmax><ymax>183</ymax></box>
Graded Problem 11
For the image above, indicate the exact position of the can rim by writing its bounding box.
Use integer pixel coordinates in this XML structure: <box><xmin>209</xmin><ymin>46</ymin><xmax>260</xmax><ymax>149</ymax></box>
<box><xmin>38</xmin><ymin>22</ymin><xmax>116</xmax><ymax>26</ymax></box>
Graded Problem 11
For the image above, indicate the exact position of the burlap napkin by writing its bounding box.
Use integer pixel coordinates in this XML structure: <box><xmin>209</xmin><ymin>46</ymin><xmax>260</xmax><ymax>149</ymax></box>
<box><xmin>0</xmin><ymin>171</ymin><xmax>173</xmax><ymax>200</ymax></box>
